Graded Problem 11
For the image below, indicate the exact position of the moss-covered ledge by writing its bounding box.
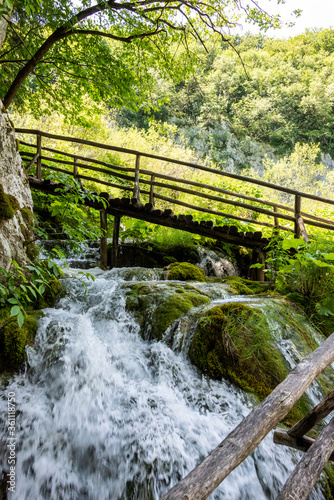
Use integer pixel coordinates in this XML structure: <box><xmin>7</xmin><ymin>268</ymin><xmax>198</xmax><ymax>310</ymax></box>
<box><xmin>0</xmin><ymin>183</ymin><xmax>19</xmax><ymax>223</ymax></box>
<box><xmin>125</xmin><ymin>282</ymin><xmax>210</xmax><ymax>341</ymax></box>
<box><xmin>188</xmin><ymin>302</ymin><xmax>314</xmax><ymax>425</ymax></box>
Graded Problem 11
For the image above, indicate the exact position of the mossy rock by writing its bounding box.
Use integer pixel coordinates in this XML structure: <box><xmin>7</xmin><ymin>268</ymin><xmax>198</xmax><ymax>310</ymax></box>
<box><xmin>189</xmin><ymin>303</ymin><xmax>288</xmax><ymax>399</ymax></box>
<box><xmin>125</xmin><ymin>282</ymin><xmax>210</xmax><ymax>340</ymax></box>
<box><xmin>36</xmin><ymin>278</ymin><xmax>63</xmax><ymax>308</ymax></box>
<box><xmin>222</xmin><ymin>277</ymin><xmax>273</xmax><ymax>295</ymax></box>
<box><xmin>0</xmin><ymin>184</ymin><xmax>18</xmax><ymax>223</ymax></box>
<box><xmin>0</xmin><ymin>313</ymin><xmax>39</xmax><ymax>371</ymax></box>
<box><xmin>166</xmin><ymin>262</ymin><xmax>206</xmax><ymax>282</ymax></box>
<box><xmin>189</xmin><ymin>301</ymin><xmax>314</xmax><ymax>424</ymax></box>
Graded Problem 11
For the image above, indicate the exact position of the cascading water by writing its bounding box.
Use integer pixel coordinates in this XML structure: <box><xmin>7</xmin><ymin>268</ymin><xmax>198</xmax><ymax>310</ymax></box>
<box><xmin>0</xmin><ymin>267</ymin><xmax>329</xmax><ymax>499</ymax></box>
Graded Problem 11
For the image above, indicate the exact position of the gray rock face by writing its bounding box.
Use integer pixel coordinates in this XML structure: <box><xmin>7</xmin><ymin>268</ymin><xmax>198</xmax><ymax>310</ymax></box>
<box><xmin>0</xmin><ymin>100</ymin><xmax>35</xmax><ymax>270</ymax></box>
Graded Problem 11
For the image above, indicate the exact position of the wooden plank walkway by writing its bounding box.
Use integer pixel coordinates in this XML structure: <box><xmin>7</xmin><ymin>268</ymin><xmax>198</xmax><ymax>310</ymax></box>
<box><xmin>17</xmin><ymin>129</ymin><xmax>334</xmax><ymax>246</ymax></box>
<box><xmin>28</xmin><ymin>176</ymin><xmax>269</xmax><ymax>249</ymax></box>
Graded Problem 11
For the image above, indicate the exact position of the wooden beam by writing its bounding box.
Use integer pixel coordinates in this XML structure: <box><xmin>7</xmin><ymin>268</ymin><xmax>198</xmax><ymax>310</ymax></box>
<box><xmin>100</xmin><ymin>210</ymin><xmax>108</xmax><ymax>271</ymax></box>
<box><xmin>36</xmin><ymin>134</ymin><xmax>42</xmax><ymax>179</ymax></box>
<box><xmin>111</xmin><ymin>216</ymin><xmax>120</xmax><ymax>268</ymax></box>
<box><xmin>273</xmin><ymin>429</ymin><xmax>334</xmax><ymax>462</ymax></box>
<box><xmin>288</xmin><ymin>390</ymin><xmax>334</xmax><ymax>438</ymax></box>
<box><xmin>296</xmin><ymin>215</ymin><xmax>310</xmax><ymax>243</ymax></box>
<box><xmin>295</xmin><ymin>195</ymin><xmax>301</xmax><ymax>238</ymax></box>
<box><xmin>25</xmin><ymin>152</ymin><xmax>40</xmax><ymax>173</ymax></box>
<box><xmin>149</xmin><ymin>174</ymin><xmax>155</xmax><ymax>206</ymax></box>
<box><xmin>249</xmin><ymin>247</ymin><xmax>266</xmax><ymax>281</ymax></box>
<box><xmin>160</xmin><ymin>332</ymin><xmax>334</xmax><ymax>500</ymax></box>
<box><xmin>276</xmin><ymin>416</ymin><xmax>334</xmax><ymax>500</ymax></box>
<box><xmin>133</xmin><ymin>154</ymin><xmax>141</xmax><ymax>201</ymax></box>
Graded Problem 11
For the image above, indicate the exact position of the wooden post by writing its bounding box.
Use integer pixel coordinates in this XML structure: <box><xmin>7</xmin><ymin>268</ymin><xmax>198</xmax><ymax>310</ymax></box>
<box><xmin>133</xmin><ymin>154</ymin><xmax>141</xmax><ymax>201</ymax></box>
<box><xmin>36</xmin><ymin>134</ymin><xmax>42</xmax><ymax>179</ymax></box>
<box><xmin>276</xmin><ymin>415</ymin><xmax>334</xmax><ymax>500</ymax></box>
<box><xmin>288</xmin><ymin>390</ymin><xmax>334</xmax><ymax>438</ymax></box>
<box><xmin>149</xmin><ymin>174</ymin><xmax>155</xmax><ymax>207</ymax></box>
<box><xmin>111</xmin><ymin>216</ymin><xmax>120</xmax><ymax>269</ymax></box>
<box><xmin>294</xmin><ymin>195</ymin><xmax>301</xmax><ymax>238</ymax></box>
<box><xmin>73</xmin><ymin>156</ymin><xmax>78</xmax><ymax>179</ymax></box>
<box><xmin>100</xmin><ymin>210</ymin><xmax>108</xmax><ymax>271</ymax></box>
<box><xmin>249</xmin><ymin>247</ymin><xmax>266</xmax><ymax>281</ymax></box>
<box><xmin>160</xmin><ymin>331</ymin><xmax>334</xmax><ymax>500</ymax></box>
<box><xmin>273</xmin><ymin>205</ymin><xmax>279</xmax><ymax>236</ymax></box>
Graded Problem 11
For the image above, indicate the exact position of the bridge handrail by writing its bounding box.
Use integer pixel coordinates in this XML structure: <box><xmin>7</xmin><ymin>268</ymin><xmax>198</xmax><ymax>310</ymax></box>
<box><xmin>16</xmin><ymin>128</ymin><xmax>334</xmax><ymax>238</ymax></box>
<box><xmin>16</xmin><ymin>128</ymin><xmax>334</xmax><ymax>206</ymax></box>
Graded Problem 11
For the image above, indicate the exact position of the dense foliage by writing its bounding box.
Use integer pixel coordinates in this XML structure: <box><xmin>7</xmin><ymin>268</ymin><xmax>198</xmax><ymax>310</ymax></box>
<box><xmin>0</xmin><ymin>0</ymin><xmax>296</xmax><ymax>118</ymax></box>
<box><xmin>115</xmin><ymin>29</ymin><xmax>334</xmax><ymax>164</ymax></box>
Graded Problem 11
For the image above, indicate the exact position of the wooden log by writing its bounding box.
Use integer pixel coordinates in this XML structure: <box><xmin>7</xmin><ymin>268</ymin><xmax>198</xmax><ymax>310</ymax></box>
<box><xmin>273</xmin><ymin>205</ymin><xmax>280</xmax><ymax>236</ymax></box>
<box><xmin>199</xmin><ymin>220</ymin><xmax>206</xmax><ymax>227</ymax></box>
<box><xmin>273</xmin><ymin>429</ymin><xmax>334</xmax><ymax>462</ymax></box>
<box><xmin>145</xmin><ymin>202</ymin><xmax>154</xmax><ymax>211</ymax></box>
<box><xmin>179</xmin><ymin>214</ymin><xmax>186</xmax><ymax>222</ymax></box>
<box><xmin>163</xmin><ymin>209</ymin><xmax>174</xmax><ymax>217</ymax></box>
<box><xmin>25</xmin><ymin>152</ymin><xmax>40</xmax><ymax>173</ymax></box>
<box><xmin>276</xmin><ymin>416</ymin><xmax>334</xmax><ymax>500</ymax></box>
<box><xmin>296</xmin><ymin>215</ymin><xmax>310</xmax><ymax>243</ymax></box>
<box><xmin>249</xmin><ymin>247</ymin><xmax>266</xmax><ymax>282</ymax></box>
<box><xmin>152</xmin><ymin>209</ymin><xmax>163</xmax><ymax>216</ymax></box>
<box><xmin>120</xmin><ymin>197</ymin><xmax>131</xmax><ymax>206</ymax></box>
<box><xmin>153</xmin><ymin>193</ymin><xmax>280</xmax><ymax>231</ymax></box>
<box><xmin>228</xmin><ymin>226</ymin><xmax>238</xmax><ymax>235</ymax></box>
<box><xmin>246</xmin><ymin>232</ymin><xmax>254</xmax><ymax>239</ymax></box>
<box><xmin>100</xmin><ymin>210</ymin><xmax>108</xmax><ymax>271</ymax></box>
<box><xmin>36</xmin><ymin>134</ymin><xmax>42</xmax><ymax>179</ymax></box>
<box><xmin>133</xmin><ymin>154</ymin><xmax>141</xmax><ymax>201</ymax></box>
<box><xmin>288</xmin><ymin>390</ymin><xmax>334</xmax><ymax>438</ymax></box>
<box><xmin>160</xmin><ymin>331</ymin><xmax>334</xmax><ymax>500</ymax></box>
<box><xmin>110</xmin><ymin>216</ymin><xmax>120</xmax><ymax>269</ymax></box>
<box><xmin>205</xmin><ymin>221</ymin><xmax>214</xmax><ymax>229</ymax></box>
<box><xmin>185</xmin><ymin>214</ymin><xmax>193</xmax><ymax>223</ymax></box>
<box><xmin>253</xmin><ymin>231</ymin><xmax>263</xmax><ymax>240</ymax></box>
<box><xmin>149</xmin><ymin>174</ymin><xmax>155</xmax><ymax>207</ymax></box>
<box><xmin>130</xmin><ymin>197</ymin><xmax>144</xmax><ymax>209</ymax></box>
<box><xmin>295</xmin><ymin>195</ymin><xmax>302</xmax><ymax>238</ymax></box>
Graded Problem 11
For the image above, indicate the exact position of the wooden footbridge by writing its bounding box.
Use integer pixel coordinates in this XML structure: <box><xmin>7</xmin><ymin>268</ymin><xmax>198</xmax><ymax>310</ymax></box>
<box><xmin>15</xmin><ymin>129</ymin><xmax>334</xmax><ymax>499</ymax></box>
<box><xmin>16</xmin><ymin>129</ymin><xmax>334</xmax><ymax>276</ymax></box>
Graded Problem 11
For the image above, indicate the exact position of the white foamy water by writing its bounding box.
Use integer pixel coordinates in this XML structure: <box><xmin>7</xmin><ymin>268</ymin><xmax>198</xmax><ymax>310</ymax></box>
<box><xmin>0</xmin><ymin>269</ymin><xmax>328</xmax><ymax>499</ymax></box>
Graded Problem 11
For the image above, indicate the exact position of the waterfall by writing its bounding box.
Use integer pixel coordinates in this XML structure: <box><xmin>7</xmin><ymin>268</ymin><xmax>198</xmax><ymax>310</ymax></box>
<box><xmin>0</xmin><ymin>268</ymin><xmax>328</xmax><ymax>499</ymax></box>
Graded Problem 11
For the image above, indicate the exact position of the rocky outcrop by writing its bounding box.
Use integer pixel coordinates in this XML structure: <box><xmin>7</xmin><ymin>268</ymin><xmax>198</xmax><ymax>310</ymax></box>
<box><xmin>0</xmin><ymin>101</ymin><xmax>35</xmax><ymax>270</ymax></box>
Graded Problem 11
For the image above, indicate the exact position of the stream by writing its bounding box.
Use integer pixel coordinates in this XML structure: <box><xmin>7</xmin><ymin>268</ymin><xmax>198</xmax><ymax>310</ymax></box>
<box><xmin>0</xmin><ymin>265</ymin><xmax>330</xmax><ymax>499</ymax></box>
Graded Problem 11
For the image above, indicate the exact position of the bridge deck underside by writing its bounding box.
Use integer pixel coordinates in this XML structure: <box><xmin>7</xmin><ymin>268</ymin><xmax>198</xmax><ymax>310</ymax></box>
<box><xmin>29</xmin><ymin>176</ymin><xmax>269</xmax><ymax>249</ymax></box>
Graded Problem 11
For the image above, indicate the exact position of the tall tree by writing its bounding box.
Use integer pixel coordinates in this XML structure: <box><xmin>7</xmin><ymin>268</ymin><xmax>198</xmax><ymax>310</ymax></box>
<box><xmin>0</xmin><ymin>0</ymin><xmax>299</xmax><ymax>117</ymax></box>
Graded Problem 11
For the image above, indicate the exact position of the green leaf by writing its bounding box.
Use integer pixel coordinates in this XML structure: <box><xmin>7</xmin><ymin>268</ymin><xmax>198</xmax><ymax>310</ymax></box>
<box><xmin>39</xmin><ymin>284</ymin><xmax>45</xmax><ymax>294</ymax></box>
<box><xmin>17</xmin><ymin>311</ymin><xmax>24</xmax><ymax>328</ymax></box>
<box><xmin>8</xmin><ymin>297</ymin><xmax>19</xmax><ymax>304</ymax></box>
<box><xmin>10</xmin><ymin>305</ymin><xmax>20</xmax><ymax>317</ymax></box>
<box><xmin>324</xmin><ymin>253</ymin><xmax>334</xmax><ymax>261</ymax></box>
<box><xmin>282</xmin><ymin>238</ymin><xmax>305</xmax><ymax>251</ymax></box>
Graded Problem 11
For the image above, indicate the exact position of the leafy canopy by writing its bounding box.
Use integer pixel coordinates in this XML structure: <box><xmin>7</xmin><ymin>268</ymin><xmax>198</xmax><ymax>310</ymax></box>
<box><xmin>0</xmin><ymin>0</ymin><xmax>299</xmax><ymax>119</ymax></box>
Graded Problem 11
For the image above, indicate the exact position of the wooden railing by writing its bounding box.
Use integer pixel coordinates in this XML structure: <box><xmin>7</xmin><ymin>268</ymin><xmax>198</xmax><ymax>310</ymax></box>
<box><xmin>160</xmin><ymin>332</ymin><xmax>334</xmax><ymax>500</ymax></box>
<box><xmin>16</xmin><ymin>128</ymin><xmax>334</xmax><ymax>240</ymax></box>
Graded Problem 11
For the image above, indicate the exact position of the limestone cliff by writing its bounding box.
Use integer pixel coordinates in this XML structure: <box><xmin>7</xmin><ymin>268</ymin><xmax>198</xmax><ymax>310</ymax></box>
<box><xmin>0</xmin><ymin>103</ymin><xmax>35</xmax><ymax>270</ymax></box>
<box><xmin>0</xmin><ymin>9</ymin><xmax>36</xmax><ymax>271</ymax></box>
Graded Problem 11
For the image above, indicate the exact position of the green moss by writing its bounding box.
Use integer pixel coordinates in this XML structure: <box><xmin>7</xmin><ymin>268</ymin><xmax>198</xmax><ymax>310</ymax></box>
<box><xmin>0</xmin><ymin>313</ymin><xmax>39</xmax><ymax>370</ymax></box>
<box><xmin>36</xmin><ymin>278</ymin><xmax>62</xmax><ymax>308</ymax></box>
<box><xmin>20</xmin><ymin>206</ymin><xmax>34</xmax><ymax>227</ymax></box>
<box><xmin>125</xmin><ymin>282</ymin><xmax>210</xmax><ymax>340</ymax></box>
<box><xmin>189</xmin><ymin>303</ymin><xmax>289</xmax><ymax>399</ymax></box>
<box><xmin>167</xmin><ymin>262</ymin><xmax>206</xmax><ymax>282</ymax></box>
<box><xmin>321</xmin><ymin>464</ymin><xmax>334</xmax><ymax>500</ymax></box>
<box><xmin>223</xmin><ymin>277</ymin><xmax>274</xmax><ymax>295</ymax></box>
<box><xmin>0</xmin><ymin>184</ymin><xmax>17</xmax><ymax>222</ymax></box>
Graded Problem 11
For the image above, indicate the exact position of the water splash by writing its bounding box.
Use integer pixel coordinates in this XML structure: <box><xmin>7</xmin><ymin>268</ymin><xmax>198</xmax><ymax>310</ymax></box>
<box><xmin>0</xmin><ymin>270</ymin><xmax>328</xmax><ymax>499</ymax></box>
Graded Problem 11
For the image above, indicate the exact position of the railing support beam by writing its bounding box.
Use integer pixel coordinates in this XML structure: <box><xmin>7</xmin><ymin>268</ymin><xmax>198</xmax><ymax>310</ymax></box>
<box><xmin>100</xmin><ymin>209</ymin><xmax>108</xmax><ymax>271</ymax></box>
<box><xmin>111</xmin><ymin>215</ymin><xmax>120</xmax><ymax>269</ymax></box>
